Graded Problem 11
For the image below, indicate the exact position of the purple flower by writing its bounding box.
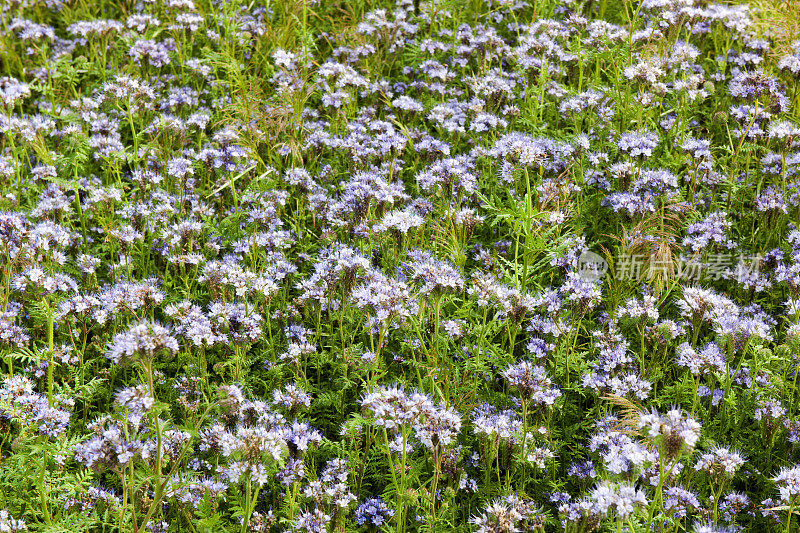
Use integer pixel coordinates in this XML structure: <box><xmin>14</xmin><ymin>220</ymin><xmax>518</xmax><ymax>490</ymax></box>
<box><xmin>0</xmin><ymin>510</ymin><xmax>27</xmax><ymax>532</ymax></box>
<box><xmin>591</xmin><ymin>481</ymin><xmax>647</xmax><ymax>519</ymax></box>
<box><xmin>773</xmin><ymin>465</ymin><xmax>800</xmax><ymax>504</ymax></box>
<box><xmin>356</xmin><ymin>497</ymin><xmax>394</xmax><ymax>526</ymax></box>
<box><xmin>695</xmin><ymin>446</ymin><xmax>745</xmax><ymax>477</ymax></box>
<box><xmin>638</xmin><ymin>407</ymin><xmax>702</xmax><ymax>459</ymax></box>
<box><xmin>413</xmin><ymin>404</ymin><xmax>461</xmax><ymax>449</ymax></box>
<box><xmin>294</xmin><ymin>508</ymin><xmax>331</xmax><ymax>533</ymax></box>
<box><xmin>676</xmin><ymin>342</ymin><xmax>726</xmax><ymax>375</ymax></box>
<box><xmin>618</xmin><ymin>130</ymin><xmax>659</xmax><ymax>158</ymax></box>
<box><xmin>470</xmin><ymin>495</ymin><xmax>541</xmax><ymax>532</ymax></box>
<box><xmin>106</xmin><ymin>321</ymin><xmax>179</xmax><ymax>365</ymax></box>
<box><xmin>664</xmin><ymin>486</ymin><xmax>700</xmax><ymax>519</ymax></box>
<box><xmin>502</xmin><ymin>362</ymin><xmax>561</xmax><ymax>406</ymax></box>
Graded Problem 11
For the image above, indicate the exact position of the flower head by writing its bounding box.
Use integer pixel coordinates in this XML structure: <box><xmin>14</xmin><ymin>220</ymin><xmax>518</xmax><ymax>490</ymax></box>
<box><xmin>106</xmin><ymin>321</ymin><xmax>179</xmax><ymax>366</ymax></box>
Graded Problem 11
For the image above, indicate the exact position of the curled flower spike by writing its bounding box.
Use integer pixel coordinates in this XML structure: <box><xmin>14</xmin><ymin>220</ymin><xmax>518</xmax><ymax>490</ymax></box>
<box><xmin>638</xmin><ymin>407</ymin><xmax>702</xmax><ymax>461</ymax></box>
<box><xmin>106</xmin><ymin>321</ymin><xmax>179</xmax><ymax>366</ymax></box>
<box><xmin>694</xmin><ymin>446</ymin><xmax>746</xmax><ymax>479</ymax></box>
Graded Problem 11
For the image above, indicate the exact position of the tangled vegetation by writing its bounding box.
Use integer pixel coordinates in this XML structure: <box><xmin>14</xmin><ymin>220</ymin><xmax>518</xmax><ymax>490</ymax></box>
<box><xmin>1</xmin><ymin>0</ymin><xmax>800</xmax><ymax>531</ymax></box>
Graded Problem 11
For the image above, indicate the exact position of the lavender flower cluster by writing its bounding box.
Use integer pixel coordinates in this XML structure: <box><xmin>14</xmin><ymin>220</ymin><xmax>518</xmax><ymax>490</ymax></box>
<box><xmin>0</xmin><ymin>0</ymin><xmax>800</xmax><ymax>531</ymax></box>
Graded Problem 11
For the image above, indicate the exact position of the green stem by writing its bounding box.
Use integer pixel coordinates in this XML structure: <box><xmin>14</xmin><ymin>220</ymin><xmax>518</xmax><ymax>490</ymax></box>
<box><xmin>384</xmin><ymin>429</ymin><xmax>403</xmax><ymax>533</ymax></box>
<box><xmin>38</xmin><ymin>449</ymin><xmax>52</xmax><ymax>526</ymax></box>
<box><xmin>45</xmin><ymin>297</ymin><xmax>54</xmax><ymax>408</ymax></box>
<box><xmin>430</xmin><ymin>446</ymin><xmax>442</xmax><ymax>523</ymax></box>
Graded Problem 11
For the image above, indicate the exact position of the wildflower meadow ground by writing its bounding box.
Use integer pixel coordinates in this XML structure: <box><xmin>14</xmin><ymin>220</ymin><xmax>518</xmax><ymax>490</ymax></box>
<box><xmin>1</xmin><ymin>0</ymin><xmax>800</xmax><ymax>531</ymax></box>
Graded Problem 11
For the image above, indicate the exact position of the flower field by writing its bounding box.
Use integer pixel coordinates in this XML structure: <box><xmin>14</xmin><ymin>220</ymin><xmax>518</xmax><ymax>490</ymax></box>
<box><xmin>1</xmin><ymin>0</ymin><xmax>800</xmax><ymax>531</ymax></box>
